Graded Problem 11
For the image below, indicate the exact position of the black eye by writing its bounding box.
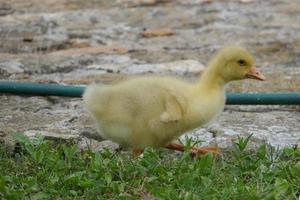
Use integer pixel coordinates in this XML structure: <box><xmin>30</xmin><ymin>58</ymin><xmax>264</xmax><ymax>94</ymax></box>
<box><xmin>237</xmin><ymin>59</ymin><xmax>246</xmax><ymax>66</ymax></box>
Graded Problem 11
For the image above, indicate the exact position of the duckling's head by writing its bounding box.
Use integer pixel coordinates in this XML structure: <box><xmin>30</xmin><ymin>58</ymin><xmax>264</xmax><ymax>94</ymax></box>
<box><xmin>208</xmin><ymin>46</ymin><xmax>265</xmax><ymax>83</ymax></box>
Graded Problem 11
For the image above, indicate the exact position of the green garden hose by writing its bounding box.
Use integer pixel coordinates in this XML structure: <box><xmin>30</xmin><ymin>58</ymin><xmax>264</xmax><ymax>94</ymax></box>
<box><xmin>0</xmin><ymin>81</ymin><xmax>300</xmax><ymax>105</ymax></box>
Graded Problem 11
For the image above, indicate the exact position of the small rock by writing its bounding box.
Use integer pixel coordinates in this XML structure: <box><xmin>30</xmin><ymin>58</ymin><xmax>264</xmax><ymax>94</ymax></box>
<box><xmin>81</xmin><ymin>130</ymin><xmax>104</xmax><ymax>141</ymax></box>
<box><xmin>78</xmin><ymin>138</ymin><xmax>119</xmax><ymax>152</ymax></box>
<box><xmin>0</xmin><ymin>4</ymin><xmax>14</xmax><ymax>16</ymax></box>
<box><xmin>24</xmin><ymin>130</ymin><xmax>79</xmax><ymax>141</ymax></box>
<box><xmin>141</xmin><ymin>28</ymin><xmax>175</xmax><ymax>38</ymax></box>
<box><xmin>0</xmin><ymin>61</ymin><xmax>24</xmax><ymax>75</ymax></box>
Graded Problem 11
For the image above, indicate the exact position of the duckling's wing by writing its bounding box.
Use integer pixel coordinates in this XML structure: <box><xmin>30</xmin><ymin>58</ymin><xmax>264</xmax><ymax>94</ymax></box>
<box><xmin>159</xmin><ymin>93</ymin><xmax>184</xmax><ymax>123</ymax></box>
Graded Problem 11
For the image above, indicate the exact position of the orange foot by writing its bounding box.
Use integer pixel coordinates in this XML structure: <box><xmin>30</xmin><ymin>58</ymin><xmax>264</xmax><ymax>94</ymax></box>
<box><xmin>189</xmin><ymin>146</ymin><xmax>220</xmax><ymax>157</ymax></box>
<box><xmin>165</xmin><ymin>143</ymin><xmax>220</xmax><ymax>157</ymax></box>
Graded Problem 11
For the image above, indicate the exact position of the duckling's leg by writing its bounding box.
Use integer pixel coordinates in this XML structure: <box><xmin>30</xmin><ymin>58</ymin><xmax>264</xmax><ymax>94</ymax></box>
<box><xmin>165</xmin><ymin>143</ymin><xmax>185</xmax><ymax>152</ymax></box>
<box><xmin>165</xmin><ymin>143</ymin><xmax>219</xmax><ymax>156</ymax></box>
<box><xmin>189</xmin><ymin>147</ymin><xmax>220</xmax><ymax>156</ymax></box>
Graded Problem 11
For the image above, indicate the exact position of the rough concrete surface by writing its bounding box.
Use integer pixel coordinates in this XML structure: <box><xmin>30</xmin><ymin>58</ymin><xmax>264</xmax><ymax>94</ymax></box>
<box><xmin>0</xmin><ymin>0</ymin><xmax>299</xmax><ymax>152</ymax></box>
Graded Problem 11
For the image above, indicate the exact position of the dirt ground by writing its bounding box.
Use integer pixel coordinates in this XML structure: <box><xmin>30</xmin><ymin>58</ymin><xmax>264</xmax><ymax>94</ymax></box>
<box><xmin>0</xmin><ymin>0</ymin><xmax>299</xmax><ymax>151</ymax></box>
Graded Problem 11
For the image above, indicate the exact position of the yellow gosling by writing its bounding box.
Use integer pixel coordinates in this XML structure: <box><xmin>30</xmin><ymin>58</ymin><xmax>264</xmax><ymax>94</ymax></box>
<box><xmin>83</xmin><ymin>46</ymin><xmax>265</xmax><ymax>156</ymax></box>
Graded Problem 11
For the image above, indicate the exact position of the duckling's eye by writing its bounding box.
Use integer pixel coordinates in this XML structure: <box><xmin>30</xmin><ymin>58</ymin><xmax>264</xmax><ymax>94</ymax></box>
<box><xmin>237</xmin><ymin>59</ymin><xmax>246</xmax><ymax>66</ymax></box>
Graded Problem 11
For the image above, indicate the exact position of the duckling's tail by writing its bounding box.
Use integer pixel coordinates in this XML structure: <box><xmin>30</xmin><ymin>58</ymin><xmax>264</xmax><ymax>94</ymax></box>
<box><xmin>83</xmin><ymin>83</ymin><xmax>106</xmax><ymax>116</ymax></box>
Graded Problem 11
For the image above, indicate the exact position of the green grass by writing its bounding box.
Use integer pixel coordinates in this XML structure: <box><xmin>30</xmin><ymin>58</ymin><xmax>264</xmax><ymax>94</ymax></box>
<box><xmin>0</xmin><ymin>134</ymin><xmax>299</xmax><ymax>200</ymax></box>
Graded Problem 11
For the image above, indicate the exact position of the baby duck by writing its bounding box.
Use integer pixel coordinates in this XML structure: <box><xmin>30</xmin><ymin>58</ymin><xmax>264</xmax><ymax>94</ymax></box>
<box><xmin>83</xmin><ymin>46</ymin><xmax>265</xmax><ymax>156</ymax></box>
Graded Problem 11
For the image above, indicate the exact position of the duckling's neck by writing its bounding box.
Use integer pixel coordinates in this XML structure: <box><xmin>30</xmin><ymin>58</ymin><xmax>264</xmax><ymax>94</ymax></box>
<box><xmin>196</xmin><ymin>67</ymin><xmax>227</xmax><ymax>94</ymax></box>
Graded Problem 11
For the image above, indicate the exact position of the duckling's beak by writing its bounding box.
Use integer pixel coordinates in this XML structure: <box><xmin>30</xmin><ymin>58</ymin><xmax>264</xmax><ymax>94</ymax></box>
<box><xmin>245</xmin><ymin>66</ymin><xmax>265</xmax><ymax>81</ymax></box>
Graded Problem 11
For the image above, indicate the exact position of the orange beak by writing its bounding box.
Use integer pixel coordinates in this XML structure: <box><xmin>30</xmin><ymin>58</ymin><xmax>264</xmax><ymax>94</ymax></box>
<box><xmin>245</xmin><ymin>66</ymin><xmax>265</xmax><ymax>81</ymax></box>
